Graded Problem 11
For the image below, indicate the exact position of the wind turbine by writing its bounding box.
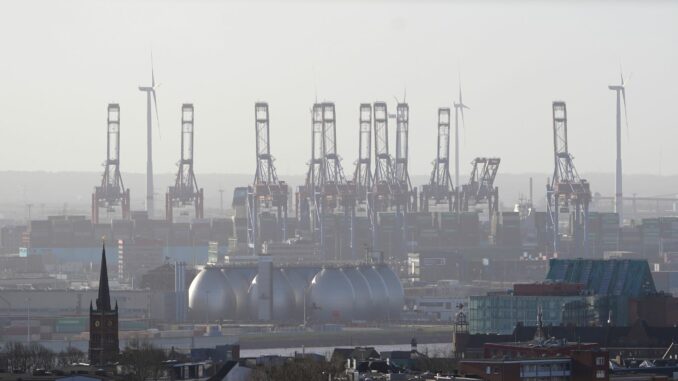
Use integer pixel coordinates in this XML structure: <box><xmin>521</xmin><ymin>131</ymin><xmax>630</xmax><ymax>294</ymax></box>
<box><xmin>608</xmin><ymin>69</ymin><xmax>629</xmax><ymax>227</ymax></box>
<box><xmin>138</xmin><ymin>58</ymin><xmax>160</xmax><ymax>218</ymax></box>
<box><xmin>453</xmin><ymin>81</ymin><xmax>470</xmax><ymax>189</ymax></box>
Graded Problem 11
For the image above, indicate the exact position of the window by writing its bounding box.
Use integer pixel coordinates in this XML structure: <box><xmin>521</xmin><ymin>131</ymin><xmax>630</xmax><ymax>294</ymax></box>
<box><xmin>596</xmin><ymin>357</ymin><xmax>605</xmax><ymax>366</ymax></box>
<box><xmin>596</xmin><ymin>370</ymin><xmax>606</xmax><ymax>379</ymax></box>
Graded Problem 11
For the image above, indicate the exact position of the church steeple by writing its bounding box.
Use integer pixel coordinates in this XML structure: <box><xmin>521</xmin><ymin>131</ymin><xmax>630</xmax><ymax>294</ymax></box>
<box><xmin>89</xmin><ymin>240</ymin><xmax>119</xmax><ymax>366</ymax></box>
<box><xmin>96</xmin><ymin>241</ymin><xmax>111</xmax><ymax>312</ymax></box>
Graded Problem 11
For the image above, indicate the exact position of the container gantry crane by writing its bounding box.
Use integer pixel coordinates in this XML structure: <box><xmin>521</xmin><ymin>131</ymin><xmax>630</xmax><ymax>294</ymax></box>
<box><xmin>369</xmin><ymin>102</ymin><xmax>394</xmax><ymax>252</ymax></box>
<box><xmin>369</xmin><ymin>101</ymin><xmax>411</xmax><ymax>256</ymax></box>
<box><xmin>393</xmin><ymin>102</ymin><xmax>417</xmax><ymax>212</ymax></box>
<box><xmin>546</xmin><ymin>101</ymin><xmax>591</xmax><ymax>256</ymax></box>
<box><xmin>247</xmin><ymin>102</ymin><xmax>288</xmax><ymax>255</ymax></box>
<box><xmin>352</xmin><ymin>104</ymin><xmax>373</xmax><ymax>256</ymax></box>
<box><xmin>459</xmin><ymin>157</ymin><xmax>500</xmax><ymax>217</ymax></box>
<box><xmin>421</xmin><ymin>108</ymin><xmax>456</xmax><ymax>212</ymax></box>
<box><xmin>298</xmin><ymin>102</ymin><xmax>354</xmax><ymax>258</ymax></box>
<box><xmin>353</xmin><ymin>104</ymin><xmax>373</xmax><ymax>203</ymax></box>
<box><xmin>92</xmin><ymin>104</ymin><xmax>130</xmax><ymax>223</ymax></box>
<box><xmin>166</xmin><ymin>104</ymin><xmax>204</xmax><ymax>222</ymax></box>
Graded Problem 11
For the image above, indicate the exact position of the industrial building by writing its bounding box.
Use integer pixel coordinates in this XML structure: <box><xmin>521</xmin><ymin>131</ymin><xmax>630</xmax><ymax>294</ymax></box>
<box><xmin>468</xmin><ymin>259</ymin><xmax>665</xmax><ymax>334</ymax></box>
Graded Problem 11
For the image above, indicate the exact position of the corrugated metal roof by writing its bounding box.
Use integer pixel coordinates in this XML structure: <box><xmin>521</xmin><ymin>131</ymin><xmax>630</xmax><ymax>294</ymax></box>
<box><xmin>546</xmin><ymin>259</ymin><xmax>656</xmax><ymax>297</ymax></box>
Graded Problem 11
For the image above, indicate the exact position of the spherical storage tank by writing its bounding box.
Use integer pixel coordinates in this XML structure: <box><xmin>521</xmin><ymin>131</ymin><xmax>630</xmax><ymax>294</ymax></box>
<box><xmin>188</xmin><ymin>267</ymin><xmax>237</xmax><ymax>320</ymax></box>
<box><xmin>358</xmin><ymin>264</ymin><xmax>389</xmax><ymax>320</ymax></box>
<box><xmin>375</xmin><ymin>264</ymin><xmax>405</xmax><ymax>320</ymax></box>
<box><xmin>247</xmin><ymin>268</ymin><xmax>296</xmax><ymax>321</ymax></box>
<box><xmin>221</xmin><ymin>267</ymin><xmax>256</xmax><ymax>320</ymax></box>
<box><xmin>308</xmin><ymin>267</ymin><xmax>356</xmax><ymax>322</ymax></box>
<box><xmin>342</xmin><ymin>267</ymin><xmax>374</xmax><ymax>321</ymax></box>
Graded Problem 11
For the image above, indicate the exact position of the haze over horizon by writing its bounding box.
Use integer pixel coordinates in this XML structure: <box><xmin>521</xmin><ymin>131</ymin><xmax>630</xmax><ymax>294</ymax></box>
<box><xmin>1</xmin><ymin>0</ymin><xmax>677</xmax><ymax>177</ymax></box>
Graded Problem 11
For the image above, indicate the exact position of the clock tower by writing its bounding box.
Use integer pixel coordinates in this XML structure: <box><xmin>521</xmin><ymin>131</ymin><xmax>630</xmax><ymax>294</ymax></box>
<box><xmin>89</xmin><ymin>242</ymin><xmax>119</xmax><ymax>365</ymax></box>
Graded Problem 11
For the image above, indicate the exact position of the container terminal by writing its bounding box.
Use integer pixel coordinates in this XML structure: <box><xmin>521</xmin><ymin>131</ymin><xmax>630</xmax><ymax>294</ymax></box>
<box><xmin>3</xmin><ymin>96</ymin><xmax>678</xmax><ymax>380</ymax></box>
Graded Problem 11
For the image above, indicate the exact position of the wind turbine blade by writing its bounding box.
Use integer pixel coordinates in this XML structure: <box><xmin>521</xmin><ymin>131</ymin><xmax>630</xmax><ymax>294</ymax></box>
<box><xmin>151</xmin><ymin>52</ymin><xmax>155</xmax><ymax>88</ymax></box>
<box><xmin>152</xmin><ymin>90</ymin><xmax>161</xmax><ymax>139</ymax></box>
<box><xmin>622</xmin><ymin>88</ymin><xmax>629</xmax><ymax>139</ymax></box>
<box><xmin>619</xmin><ymin>63</ymin><xmax>624</xmax><ymax>86</ymax></box>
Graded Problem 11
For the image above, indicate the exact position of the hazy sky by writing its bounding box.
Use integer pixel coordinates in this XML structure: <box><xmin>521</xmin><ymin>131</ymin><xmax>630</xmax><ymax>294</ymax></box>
<box><xmin>0</xmin><ymin>0</ymin><xmax>676</xmax><ymax>178</ymax></box>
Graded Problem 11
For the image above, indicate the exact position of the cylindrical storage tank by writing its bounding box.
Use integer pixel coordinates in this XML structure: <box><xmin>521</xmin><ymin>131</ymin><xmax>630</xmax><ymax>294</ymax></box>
<box><xmin>247</xmin><ymin>268</ymin><xmax>295</xmax><ymax>321</ymax></box>
<box><xmin>308</xmin><ymin>267</ymin><xmax>355</xmax><ymax>322</ymax></box>
<box><xmin>188</xmin><ymin>267</ymin><xmax>236</xmax><ymax>321</ymax></box>
<box><xmin>376</xmin><ymin>264</ymin><xmax>405</xmax><ymax>320</ymax></box>
<box><xmin>359</xmin><ymin>264</ymin><xmax>389</xmax><ymax>321</ymax></box>
<box><xmin>280</xmin><ymin>267</ymin><xmax>311</xmax><ymax>319</ymax></box>
<box><xmin>343</xmin><ymin>267</ymin><xmax>374</xmax><ymax>321</ymax></box>
<box><xmin>221</xmin><ymin>267</ymin><xmax>251</xmax><ymax>320</ymax></box>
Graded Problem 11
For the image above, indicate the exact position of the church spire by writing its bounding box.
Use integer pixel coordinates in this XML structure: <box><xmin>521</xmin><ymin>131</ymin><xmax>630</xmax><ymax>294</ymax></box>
<box><xmin>96</xmin><ymin>240</ymin><xmax>112</xmax><ymax>311</ymax></box>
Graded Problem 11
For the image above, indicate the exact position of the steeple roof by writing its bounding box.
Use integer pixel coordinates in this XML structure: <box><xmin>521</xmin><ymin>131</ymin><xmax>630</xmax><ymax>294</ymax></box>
<box><xmin>96</xmin><ymin>242</ymin><xmax>112</xmax><ymax>311</ymax></box>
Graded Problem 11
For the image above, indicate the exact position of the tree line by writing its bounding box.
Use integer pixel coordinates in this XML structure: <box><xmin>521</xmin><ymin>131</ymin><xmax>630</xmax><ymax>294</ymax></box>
<box><xmin>0</xmin><ymin>342</ymin><xmax>86</xmax><ymax>372</ymax></box>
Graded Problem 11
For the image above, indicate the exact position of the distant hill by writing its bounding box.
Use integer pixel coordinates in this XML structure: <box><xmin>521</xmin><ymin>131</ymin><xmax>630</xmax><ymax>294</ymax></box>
<box><xmin>1</xmin><ymin>171</ymin><xmax>677</xmax><ymax>220</ymax></box>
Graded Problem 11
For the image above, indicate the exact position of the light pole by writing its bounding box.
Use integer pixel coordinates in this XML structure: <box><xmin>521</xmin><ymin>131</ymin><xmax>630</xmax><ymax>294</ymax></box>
<box><xmin>26</xmin><ymin>297</ymin><xmax>31</xmax><ymax>344</ymax></box>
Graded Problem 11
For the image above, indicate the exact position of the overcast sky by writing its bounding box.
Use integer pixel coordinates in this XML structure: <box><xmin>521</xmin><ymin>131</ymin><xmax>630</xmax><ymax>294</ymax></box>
<box><xmin>0</xmin><ymin>0</ymin><xmax>676</xmax><ymax>178</ymax></box>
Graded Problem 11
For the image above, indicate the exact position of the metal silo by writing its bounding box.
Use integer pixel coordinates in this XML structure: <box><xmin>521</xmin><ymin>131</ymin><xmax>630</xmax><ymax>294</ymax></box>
<box><xmin>308</xmin><ymin>267</ymin><xmax>356</xmax><ymax>322</ymax></box>
<box><xmin>342</xmin><ymin>266</ymin><xmax>374</xmax><ymax>321</ymax></box>
<box><xmin>188</xmin><ymin>267</ymin><xmax>237</xmax><ymax>321</ymax></box>
<box><xmin>376</xmin><ymin>263</ymin><xmax>404</xmax><ymax>320</ymax></box>
<box><xmin>221</xmin><ymin>267</ymin><xmax>251</xmax><ymax>320</ymax></box>
<box><xmin>281</xmin><ymin>267</ymin><xmax>311</xmax><ymax>319</ymax></box>
<box><xmin>247</xmin><ymin>268</ymin><xmax>296</xmax><ymax>321</ymax></box>
<box><xmin>358</xmin><ymin>264</ymin><xmax>389</xmax><ymax>321</ymax></box>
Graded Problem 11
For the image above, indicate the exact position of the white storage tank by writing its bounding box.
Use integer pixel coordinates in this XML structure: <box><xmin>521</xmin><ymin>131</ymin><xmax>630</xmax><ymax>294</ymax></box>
<box><xmin>188</xmin><ymin>267</ymin><xmax>237</xmax><ymax>321</ymax></box>
<box><xmin>221</xmin><ymin>267</ymin><xmax>255</xmax><ymax>320</ymax></box>
<box><xmin>247</xmin><ymin>268</ymin><xmax>296</xmax><ymax>321</ymax></box>
<box><xmin>308</xmin><ymin>267</ymin><xmax>356</xmax><ymax>322</ymax></box>
<box><xmin>281</xmin><ymin>267</ymin><xmax>311</xmax><ymax>319</ymax></box>
<box><xmin>342</xmin><ymin>266</ymin><xmax>374</xmax><ymax>321</ymax></box>
<box><xmin>358</xmin><ymin>264</ymin><xmax>389</xmax><ymax>321</ymax></box>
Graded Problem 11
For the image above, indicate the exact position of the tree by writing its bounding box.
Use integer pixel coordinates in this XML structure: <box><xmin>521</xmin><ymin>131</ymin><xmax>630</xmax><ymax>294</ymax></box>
<box><xmin>4</xmin><ymin>342</ymin><xmax>29</xmax><ymax>372</ymax></box>
<box><xmin>2</xmin><ymin>342</ymin><xmax>58</xmax><ymax>372</ymax></box>
<box><xmin>57</xmin><ymin>346</ymin><xmax>86</xmax><ymax>367</ymax></box>
<box><xmin>118</xmin><ymin>337</ymin><xmax>167</xmax><ymax>381</ymax></box>
<box><xmin>28</xmin><ymin>342</ymin><xmax>55</xmax><ymax>369</ymax></box>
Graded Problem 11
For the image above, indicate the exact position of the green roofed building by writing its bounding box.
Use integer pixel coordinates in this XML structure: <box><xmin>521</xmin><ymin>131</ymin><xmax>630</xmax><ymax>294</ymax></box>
<box><xmin>546</xmin><ymin>259</ymin><xmax>656</xmax><ymax>297</ymax></box>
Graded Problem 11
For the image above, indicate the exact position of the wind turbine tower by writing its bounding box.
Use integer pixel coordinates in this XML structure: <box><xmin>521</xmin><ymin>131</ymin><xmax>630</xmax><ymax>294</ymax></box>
<box><xmin>453</xmin><ymin>84</ymin><xmax>469</xmax><ymax>189</ymax></box>
<box><xmin>138</xmin><ymin>62</ymin><xmax>160</xmax><ymax>218</ymax></box>
<box><xmin>608</xmin><ymin>72</ymin><xmax>629</xmax><ymax>227</ymax></box>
